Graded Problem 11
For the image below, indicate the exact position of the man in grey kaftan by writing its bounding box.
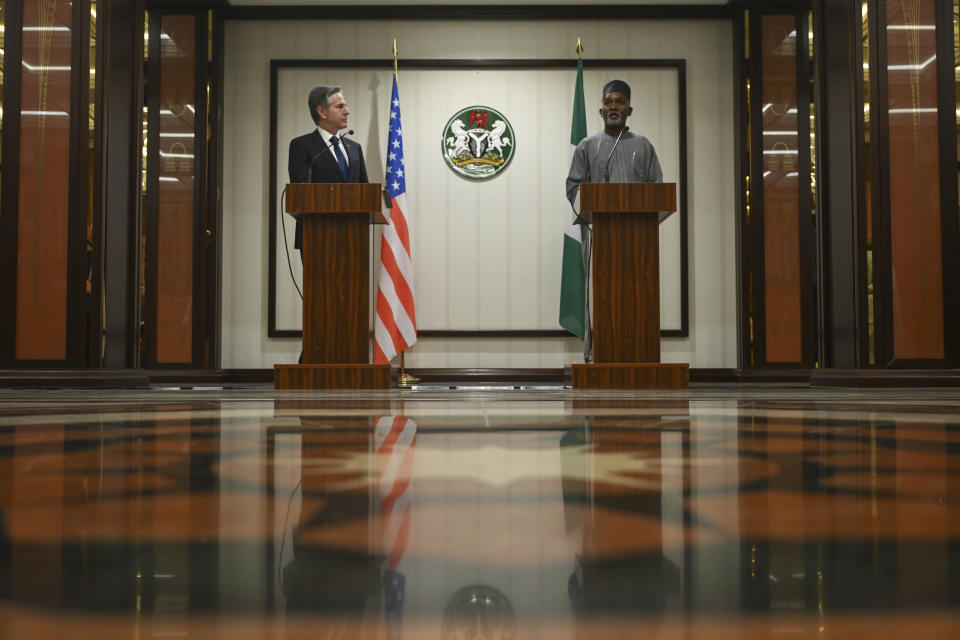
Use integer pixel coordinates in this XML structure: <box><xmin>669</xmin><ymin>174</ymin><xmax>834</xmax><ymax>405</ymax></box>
<box><xmin>565</xmin><ymin>79</ymin><xmax>663</xmax><ymax>362</ymax></box>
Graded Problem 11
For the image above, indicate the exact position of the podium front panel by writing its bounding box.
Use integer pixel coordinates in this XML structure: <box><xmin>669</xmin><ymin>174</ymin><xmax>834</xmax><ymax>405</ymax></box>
<box><xmin>301</xmin><ymin>213</ymin><xmax>369</xmax><ymax>364</ymax></box>
<box><xmin>592</xmin><ymin>211</ymin><xmax>661</xmax><ymax>363</ymax></box>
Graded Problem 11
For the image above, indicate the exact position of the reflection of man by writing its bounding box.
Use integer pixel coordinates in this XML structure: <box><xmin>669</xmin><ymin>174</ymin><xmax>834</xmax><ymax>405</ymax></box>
<box><xmin>288</xmin><ymin>85</ymin><xmax>369</xmax><ymax>250</ymax></box>
<box><xmin>565</xmin><ymin>80</ymin><xmax>663</xmax><ymax>362</ymax></box>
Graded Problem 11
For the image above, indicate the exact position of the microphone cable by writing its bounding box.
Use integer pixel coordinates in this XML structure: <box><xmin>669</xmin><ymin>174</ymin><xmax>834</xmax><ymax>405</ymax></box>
<box><xmin>279</xmin><ymin>187</ymin><xmax>303</xmax><ymax>300</ymax></box>
<box><xmin>277</xmin><ymin>478</ymin><xmax>302</xmax><ymax>594</ymax></box>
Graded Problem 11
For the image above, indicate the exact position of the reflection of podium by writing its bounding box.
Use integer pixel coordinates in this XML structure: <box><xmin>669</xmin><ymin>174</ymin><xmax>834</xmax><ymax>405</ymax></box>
<box><xmin>274</xmin><ymin>183</ymin><xmax>390</xmax><ymax>389</ymax></box>
<box><xmin>572</xmin><ymin>183</ymin><xmax>689</xmax><ymax>389</ymax></box>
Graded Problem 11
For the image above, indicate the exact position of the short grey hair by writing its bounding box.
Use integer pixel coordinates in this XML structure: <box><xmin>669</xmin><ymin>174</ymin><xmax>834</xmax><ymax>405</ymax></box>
<box><xmin>308</xmin><ymin>85</ymin><xmax>342</xmax><ymax>124</ymax></box>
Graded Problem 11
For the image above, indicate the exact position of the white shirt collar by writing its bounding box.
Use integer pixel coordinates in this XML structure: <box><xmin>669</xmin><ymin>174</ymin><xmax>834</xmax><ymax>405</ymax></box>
<box><xmin>316</xmin><ymin>127</ymin><xmax>349</xmax><ymax>165</ymax></box>
<box><xmin>317</xmin><ymin>127</ymin><xmax>339</xmax><ymax>143</ymax></box>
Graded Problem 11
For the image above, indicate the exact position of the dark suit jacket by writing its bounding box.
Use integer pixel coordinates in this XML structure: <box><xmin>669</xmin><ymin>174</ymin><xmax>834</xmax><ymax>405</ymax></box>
<box><xmin>288</xmin><ymin>129</ymin><xmax>369</xmax><ymax>249</ymax></box>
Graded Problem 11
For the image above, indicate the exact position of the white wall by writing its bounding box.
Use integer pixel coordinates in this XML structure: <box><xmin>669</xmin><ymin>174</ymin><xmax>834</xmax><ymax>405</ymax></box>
<box><xmin>222</xmin><ymin>19</ymin><xmax>737</xmax><ymax>369</ymax></box>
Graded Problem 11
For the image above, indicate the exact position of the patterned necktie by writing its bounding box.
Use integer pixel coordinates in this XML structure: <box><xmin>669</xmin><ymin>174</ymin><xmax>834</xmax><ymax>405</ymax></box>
<box><xmin>330</xmin><ymin>135</ymin><xmax>348</xmax><ymax>179</ymax></box>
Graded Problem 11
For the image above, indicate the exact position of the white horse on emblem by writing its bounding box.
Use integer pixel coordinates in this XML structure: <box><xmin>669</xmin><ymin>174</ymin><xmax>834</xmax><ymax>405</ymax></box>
<box><xmin>446</xmin><ymin>120</ymin><xmax>470</xmax><ymax>159</ymax></box>
<box><xmin>488</xmin><ymin>120</ymin><xmax>512</xmax><ymax>157</ymax></box>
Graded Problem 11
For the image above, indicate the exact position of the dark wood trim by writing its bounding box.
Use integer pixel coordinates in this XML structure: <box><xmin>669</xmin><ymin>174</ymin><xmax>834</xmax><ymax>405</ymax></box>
<box><xmin>267</xmin><ymin>59</ymin><xmax>281</xmax><ymax>341</ymax></box>
<box><xmin>0</xmin><ymin>369</ymin><xmax>151</xmax><ymax>388</ymax></box>
<box><xmin>406</xmin><ymin>368</ymin><xmax>568</xmax><ymax>384</ymax></box>
<box><xmin>267</xmin><ymin>329</ymin><xmax>690</xmax><ymax>339</ymax></box>
<box><xmin>733</xmin><ymin>7</ymin><xmax>750</xmax><ymax>368</ymax></box>
<box><xmin>208</xmin><ymin>11</ymin><xmax>227</xmax><ymax>368</ymax></box>
<box><xmin>729</xmin><ymin>0</ymin><xmax>813</xmax><ymax>8</ymax></box>
<box><xmin>810</xmin><ymin>368</ymin><xmax>960</xmax><ymax>388</ymax></box>
<box><xmin>0</xmin><ymin>366</ymin><xmax>816</xmax><ymax>387</ymax></box>
<box><xmin>689</xmin><ymin>367</ymin><xmax>813</xmax><ymax>383</ymax></box>
<box><xmin>272</xmin><ymin>58</ymin><xmax>689</xmax><ymax>70</ymax></box>
<box><xmin>850</xmin><ymin>0</ymin><xmax>871</xmax><ymax>367</ymax></box>
<box><xmin>676</xmin><ymin>60</ymin><xmax>690</xmax><ymax>338</ymax></box>
<box><xmin>220</xmin><ymin>366</ymin><xmax>815</xmax><ymax>385</ymax></box>
<box><xmin>815</xmin><ymin>0</ymin><xmax>871</xmax><ymax>368</ymax></box>
<box><xmin>143</xmin><ymin>9</ymin><xmax>162</xmax><ymax>367</ymax></box>
<box><xmin>884</xmin><ymin>357</ymin><xmax>956</xmax><ymax>369</ymax></box>
<box><xmin>0</xmin><ymin>0</ymin><xmax>24</xmax><ymax>366</ymax></box>
<box><xmin>4</xmin><ymin>366</ymin><xmax>959</xmax><ymax>388</ymax></box>
<box><xmin>192</xmin><ymin>13</ymin><xmax>208</xmax><ymax>367</ymax></box>
<box><xmin>748</xmin><ymin>9</ymin><xmax>767</xmax><ymax>366</ymax></box>
<box><xmin>937</xmin><ymin>0</ymin><xmax>960</xmax><ymax>366</ymax></box>
<box><xmin>90</xmin><ymin>0</ymin><xmax>107</xmax><ymax>367</ymax></box>
<box><xmin>796</xmin><ymin>9</ymin><xmax>818</xmax><ymax>368</ymax></box>
<box><xmin>225</xmin><ymin>5</ymin><xmax>735</xmax><ymax>21</ymax></box>
<box><xmin>690</xmin><ymin>363</ymin><xmax>960</xmax><ymax>387</ymax></box>
<box><xmin>66</xmin><ymin>0</ymin><xmax>93</xmax><ymax>367</ymax></box>
<box><xmin>687</xmin><ymin>367</ymin><xmax>738</xmax><ymax>383</ymax></box>
<box><xmin>418</xmin><ymin>330</ymin><xmax>571</xmax><ymax>338</ymax></box>
<box><xmin>147</xmin><ymin>368</ymin><xmax>273</xmax><ymax>384</ymax></box>
<box><xmin>217</xmin><ymin>368</ymin><xmax>271</xmax><ymax>383</ymax></box>
<box><xmin>99</xmin><ymin>0</ymin><xmax>145</xmax><ymax>369</ymax></box>
<box><xmin>191</xmin><ymin>10</ymin><xmax>207</xmax><ymax>366</ymax></box>
<box><xmin>869</xmin><ymin>0</ymin><xmax>893</xmax><ymax>366</ymax></box>
<box><xmin>268</xmin><ymin>58</ymin><xmax>690</xmax><ymax>339</ymax></box>
<box><xmin>147</xmin><ymin>0</ymin><xmax>228</xmax><ymax>9</ymax></box>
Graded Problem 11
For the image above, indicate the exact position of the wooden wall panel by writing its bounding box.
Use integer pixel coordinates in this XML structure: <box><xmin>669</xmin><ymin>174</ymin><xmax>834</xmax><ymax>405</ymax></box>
<box><xmin>884</xmin><ymin>0</ymin><xmax>944</xmax><ymax>360</ymax></box>
<box><xmin>759</xmin><ymin>14</ymin><xmax>803</xmax><ymax>364</ymax></box>
<box><xmin>155</xmin><ymin>14</ymin><xmax>197</xmax><ymax>364</ymax></box>
<box><xmin>14</xmin><ymin>2</ymin><xmax>75</xmax><ymax>360</ymax></box>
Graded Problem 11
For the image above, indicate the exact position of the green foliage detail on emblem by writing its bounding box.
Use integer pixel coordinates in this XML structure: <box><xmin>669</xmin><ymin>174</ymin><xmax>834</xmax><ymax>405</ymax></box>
<box><xmin>441</xmin><ymin>106</ymin><xmax>516</xmax><ymax>180</ymax></box>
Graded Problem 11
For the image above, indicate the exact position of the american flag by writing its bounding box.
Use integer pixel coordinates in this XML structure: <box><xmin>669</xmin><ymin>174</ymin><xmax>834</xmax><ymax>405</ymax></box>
<box><xmin>374</xmin><ymin>74</ymin><xmax>417</xmax><ymax>364</ymax></box>
<box><xmin>375</xmin><ymin>415</ymin><xmax>417</xmax><ymax>639</ymax></box>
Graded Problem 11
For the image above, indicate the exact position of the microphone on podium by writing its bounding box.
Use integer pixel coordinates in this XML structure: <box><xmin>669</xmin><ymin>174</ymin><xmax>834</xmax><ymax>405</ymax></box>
<box><xmin>603</xmin><ymin>125</ymin><xmax>627</xmax><ymax>183</ymax></box>
<box><xmin>306</xmin><ymin>129</ymin><xmax>354</xmax><ymax>182</ymax></box>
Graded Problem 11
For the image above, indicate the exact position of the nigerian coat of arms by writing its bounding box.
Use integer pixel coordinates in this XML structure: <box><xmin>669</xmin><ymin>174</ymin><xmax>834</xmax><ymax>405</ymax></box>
<box><xmin>441</xmin><ymin>106</ymin><xmax>516</xmax><ymax>179</ymax></box>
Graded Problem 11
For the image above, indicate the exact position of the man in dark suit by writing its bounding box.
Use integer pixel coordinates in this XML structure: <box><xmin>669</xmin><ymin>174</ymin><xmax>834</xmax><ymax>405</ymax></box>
<box><xmin>288</xmin><ymin>85</ymin><xmax>369</xmax><ymax>250</ymax></box>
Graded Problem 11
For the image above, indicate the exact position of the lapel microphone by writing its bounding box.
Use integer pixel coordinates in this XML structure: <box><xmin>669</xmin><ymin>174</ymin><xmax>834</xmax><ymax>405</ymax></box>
<box><xmin>306</xmin><ymin>129</ymin><xmax>355</xmax><ymax>182</ymax></box>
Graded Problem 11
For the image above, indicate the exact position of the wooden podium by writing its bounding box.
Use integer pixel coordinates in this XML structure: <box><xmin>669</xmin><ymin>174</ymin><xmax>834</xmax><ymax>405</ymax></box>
<box><xmin>571</xmin><ymin>183</ymin><xmax>689</xmax><ymax>389</ymax></box>
<box><xmin>274</xmin><ymin>183</ymin><xmax>391</xmax><ymax>390</ymax></box>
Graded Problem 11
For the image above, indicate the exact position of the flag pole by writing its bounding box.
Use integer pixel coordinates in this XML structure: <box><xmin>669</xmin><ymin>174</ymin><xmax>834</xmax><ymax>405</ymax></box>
<box><xmin>399</xmin><ymin>351</ymin><xmax>419</xmax><ymax>387</ymax></box>
<box><xmin>392</xmin><ymin>38</ymin><xmax>419</xmax><ymax>389</ymax></box>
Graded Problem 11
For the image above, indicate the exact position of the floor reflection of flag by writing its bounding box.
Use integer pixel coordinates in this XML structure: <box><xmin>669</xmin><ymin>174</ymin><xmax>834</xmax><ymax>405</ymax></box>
<box><xmin>375</xmin><ymin>416</ymin><xmax>417</xmax><ymax>639</ymax></box>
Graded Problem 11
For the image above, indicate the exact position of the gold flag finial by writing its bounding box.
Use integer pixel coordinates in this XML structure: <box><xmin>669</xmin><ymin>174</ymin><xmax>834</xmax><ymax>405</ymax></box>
<box><xmin>576</xmin><ymin>38</ymin><xmax>583</xmax><ymax>58</ymax></box>
<box><xmin>393</xmin><ymin>38</ymin><xmax>398</xmax><ymax>75</ymax></box>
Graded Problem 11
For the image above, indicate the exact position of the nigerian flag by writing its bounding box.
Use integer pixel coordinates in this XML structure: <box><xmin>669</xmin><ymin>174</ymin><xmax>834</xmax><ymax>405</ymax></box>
<box><xmin>558</xmin><ymin>58</ymin><xmax>587</xmax><ymax>339</ymax></box>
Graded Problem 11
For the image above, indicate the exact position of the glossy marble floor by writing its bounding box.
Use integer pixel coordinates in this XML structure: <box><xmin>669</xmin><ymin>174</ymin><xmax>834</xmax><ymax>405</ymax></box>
<box><xmin>0</xmin><ymin>385</ymin><xmax>958</xmax><ymax>638</ymax></box>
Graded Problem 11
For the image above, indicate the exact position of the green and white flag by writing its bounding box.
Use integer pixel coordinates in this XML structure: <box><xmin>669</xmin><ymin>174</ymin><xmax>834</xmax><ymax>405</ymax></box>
<box><xmin>558</xmin><ymin>58</ymin><xmax>587</xmax><ymax>339</ymax></box>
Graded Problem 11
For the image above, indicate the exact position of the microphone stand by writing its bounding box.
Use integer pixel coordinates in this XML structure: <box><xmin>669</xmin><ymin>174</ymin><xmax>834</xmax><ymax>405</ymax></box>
<box><xmin>602</xmin><ymin>125</ymin><xmax>627</xmax><ymax>183</ymax></box>
<box><xmin>306</xmin><ymin>128</ymin><xmax>354</xmax><ymax>182</ymax></box>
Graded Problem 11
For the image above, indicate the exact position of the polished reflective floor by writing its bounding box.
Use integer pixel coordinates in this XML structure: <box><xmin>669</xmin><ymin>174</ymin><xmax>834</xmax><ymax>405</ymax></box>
<box><xmin>0</xmin><ymin>385</ymin><xmax>958</xmax><ymax>638</ymax></box>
